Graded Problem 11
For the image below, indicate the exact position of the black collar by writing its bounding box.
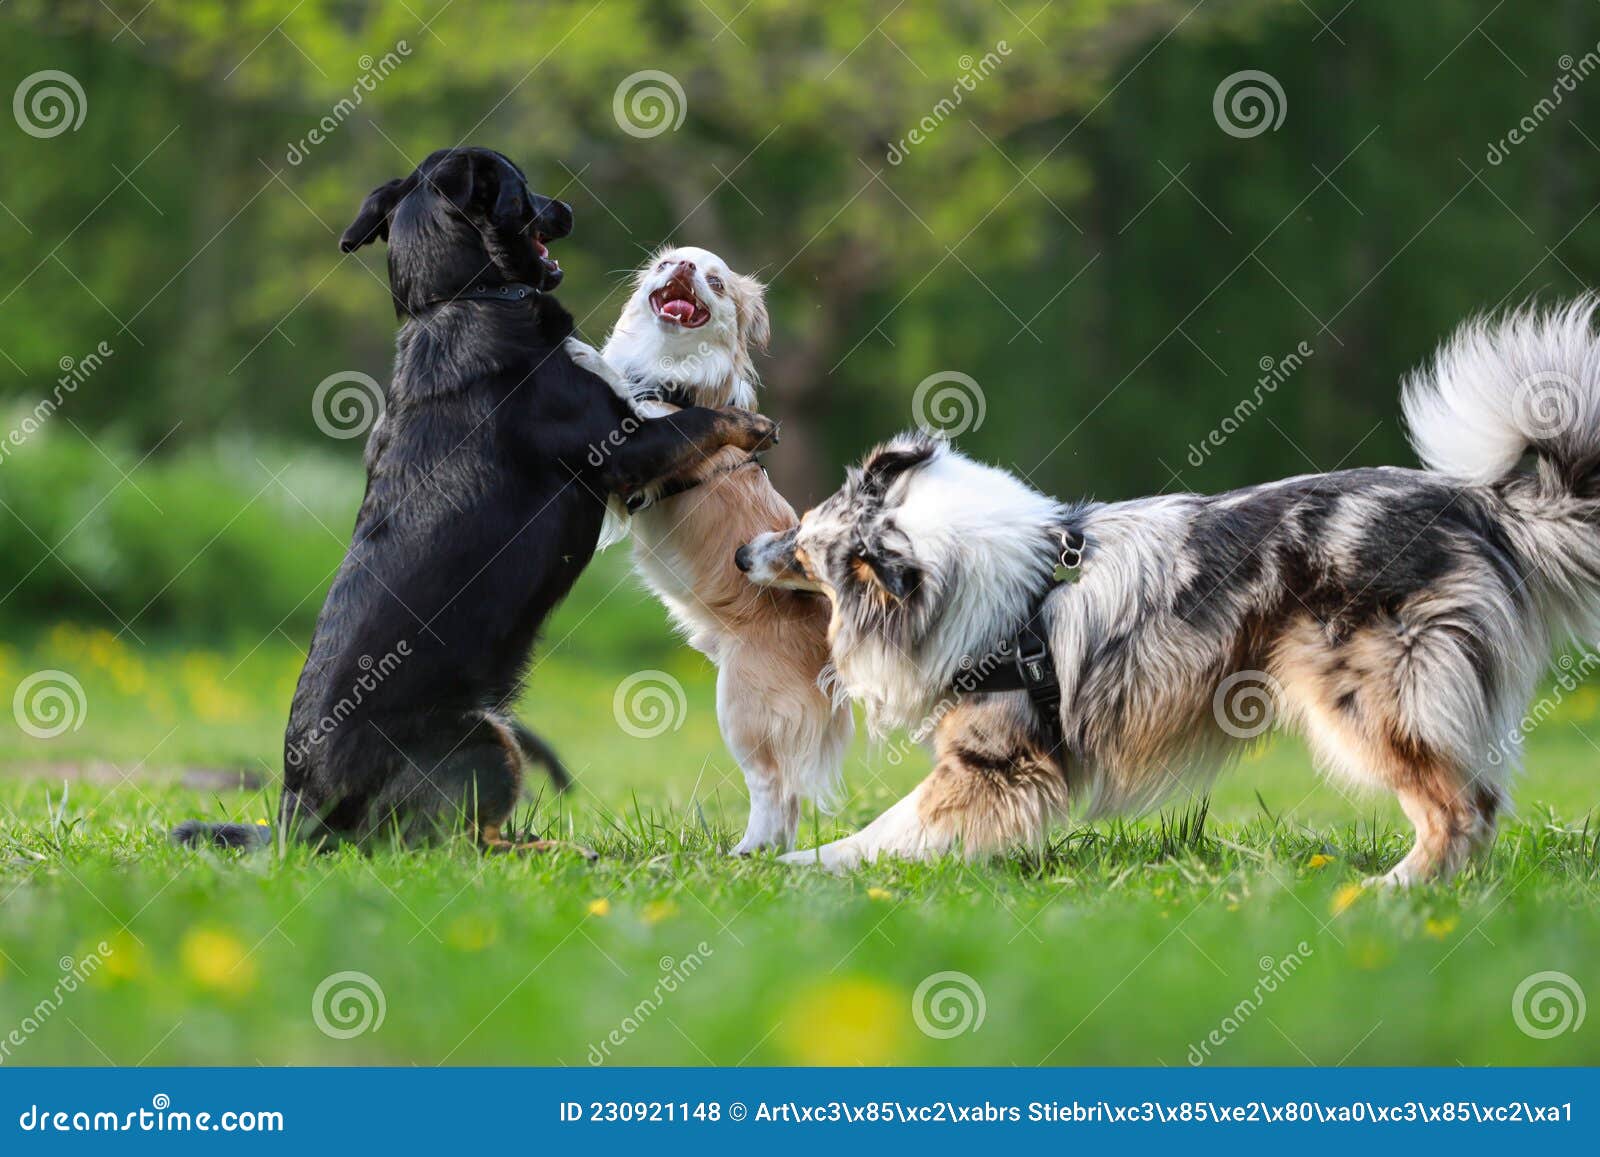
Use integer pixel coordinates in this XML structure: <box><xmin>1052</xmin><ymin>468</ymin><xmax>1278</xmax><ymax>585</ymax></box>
<box><xmin>420</xmin><ymin>281</ymin><xmax>541</xmax><ymax>312</ymax></box>
<box><xmin>956</xmin><ymin>527</ymin><xmax>1086</xmax><ymax>754</ymax></box>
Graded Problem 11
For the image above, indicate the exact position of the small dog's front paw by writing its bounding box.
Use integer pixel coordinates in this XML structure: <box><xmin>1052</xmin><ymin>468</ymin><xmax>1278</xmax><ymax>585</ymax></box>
<box><xmin>779</xmin><ymin>839</ymin><xmax>862</xmax><ymax>873</ymax></box>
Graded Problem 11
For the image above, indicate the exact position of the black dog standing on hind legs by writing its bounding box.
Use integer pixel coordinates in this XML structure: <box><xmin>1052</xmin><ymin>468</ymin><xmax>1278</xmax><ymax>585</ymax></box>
<box><xmin>173</xmin><ymin>147</ymin><xmax>776</xmax><ymax>854</ymax></box>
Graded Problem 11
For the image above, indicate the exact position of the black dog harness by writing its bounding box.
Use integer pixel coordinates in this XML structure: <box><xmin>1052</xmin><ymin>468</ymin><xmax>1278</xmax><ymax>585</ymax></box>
<box><xmin>959</xmin><ymin>527</ymin><xmax>1086</xmax><ymax>753</ymax></box>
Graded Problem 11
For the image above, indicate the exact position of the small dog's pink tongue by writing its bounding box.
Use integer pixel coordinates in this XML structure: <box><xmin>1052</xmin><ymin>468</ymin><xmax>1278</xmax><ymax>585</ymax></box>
<box><xmin>660</xmin><ymin>299</ymin><xmax>696</xmax><ymax>322</ymax></box>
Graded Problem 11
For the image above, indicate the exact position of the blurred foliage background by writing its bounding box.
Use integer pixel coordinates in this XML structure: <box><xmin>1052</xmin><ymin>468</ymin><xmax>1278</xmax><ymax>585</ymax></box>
<box><xmin>3</xmin><ymin>0</ymin><xmax>1599</xmax><ymax>644</ymax></box>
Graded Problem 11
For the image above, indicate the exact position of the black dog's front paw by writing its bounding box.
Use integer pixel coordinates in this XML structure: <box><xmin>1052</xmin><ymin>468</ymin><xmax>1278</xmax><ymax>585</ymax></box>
<box><xmin>720</xmin><ymin>410</ymin><xmax>779</xmax><ymax>453</ymax></box>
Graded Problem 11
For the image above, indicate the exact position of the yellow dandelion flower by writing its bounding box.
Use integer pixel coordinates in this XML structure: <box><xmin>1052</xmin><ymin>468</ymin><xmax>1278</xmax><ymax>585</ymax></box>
<box><xmin>866</xmin><ymin>887</ymin><xmax>894</xmax><ymax>902</ymax></box>
<box><xmin>94</xmin><ymin>931</ymin><xmax>147</xmax><ymax>985</ymax></box>
<box><xmin>180</xmin><ymin>928</ymin><xmax>258</xmax><ymax>996</ymax></box>
<box><xmin>1350</xmin><ymin>937</ymin><xmax>1392</xmax><ymax>970</ymax></box>
<box><xmin>1331</xmin><ymin>883</ymin><xmax>1364</xmax><ymax>916</ymax></box>
<box><xmin>586</xmin><ymin>897</ymin><xmax>612</xmax><ymax>917</ymax></box>
<box><xmin>641</xmin><ymin>899</ymin><xmax>678</xmax><ymax>924</ymax></box>
<box><xmin>446</xmin><ymin>915</ymin><xmax>498</xmax><ymax>952</ymax></box>
<box><xmin>1307</xmin><ymin>853</ymin><xmax>1335</xmax><ymax>869</ymax></box>
<box><xmin>781</xmin><ymin>978</ymin><xmax>905</xmax><ymax>1065</ymax></box>
<box><xmin>1423</xmin><ymin>915</ymin><xmax>1458</xmax><ymax>939</ymax></box>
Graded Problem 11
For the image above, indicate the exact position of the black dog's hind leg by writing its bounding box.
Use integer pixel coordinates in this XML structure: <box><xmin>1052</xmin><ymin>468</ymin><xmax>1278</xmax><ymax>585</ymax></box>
<box><xmin>170</xmin><ymin>820</ymin><xmax>272</xmax><ymax>850</ymax></box>
<box><xmin>598</xmin><ymin>407</ymin><xmax>777</xmax><ymax>497</ymax></box>
<box><xmin>506</xmin><ymin>719</ymin><xmax>573</xmax><ymax>792</ymax></box>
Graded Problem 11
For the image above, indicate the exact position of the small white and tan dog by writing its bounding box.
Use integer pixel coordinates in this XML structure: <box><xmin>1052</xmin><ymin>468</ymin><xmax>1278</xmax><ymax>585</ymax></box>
<box><xmin>601</xmin><ymin>245</ymin><xmax>853</xmax><ymax>853</ymax></box>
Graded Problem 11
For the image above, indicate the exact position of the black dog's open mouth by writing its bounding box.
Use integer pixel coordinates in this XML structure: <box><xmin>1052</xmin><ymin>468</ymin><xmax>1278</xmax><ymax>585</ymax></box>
<box><xmin>533</xmin><ymin>233</ymin><xmax>561</xmax><ymax>282</ymax></box>
<box><xmin>650</xmin><ymin>278</ymin><xmax>709</xmax><ymax>328</ymax></box>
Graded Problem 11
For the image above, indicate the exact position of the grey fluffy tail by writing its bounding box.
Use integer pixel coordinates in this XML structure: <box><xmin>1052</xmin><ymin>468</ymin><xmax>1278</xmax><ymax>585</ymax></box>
<box><xmin>1404</xmin><ymin>297</ymin><xmax>1600</xmax><ymax>643</ymax></box>
<box><xmin>169</xmin><ymin>820</ymin><xmax>272</xmax><ymax>850</ymax></box>
<box><xmin>1402</xmin><ymin>296</ymin><xmax>1600</xmax><ymax>492</ymax></box>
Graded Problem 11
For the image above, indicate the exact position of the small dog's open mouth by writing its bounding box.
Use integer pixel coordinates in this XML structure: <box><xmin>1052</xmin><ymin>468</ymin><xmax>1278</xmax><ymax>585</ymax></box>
<box><xmin>650</xmin><ymin>279</ymin><xmax>710</xmax><ymax>328</ymax></box>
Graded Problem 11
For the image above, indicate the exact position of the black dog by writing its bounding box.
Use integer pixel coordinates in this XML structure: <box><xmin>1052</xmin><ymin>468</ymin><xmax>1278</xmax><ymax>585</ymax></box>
<box><xmin>175</xmin><ymin>147</ymin><xmax>774</xmax><ymax>852</ymax></box>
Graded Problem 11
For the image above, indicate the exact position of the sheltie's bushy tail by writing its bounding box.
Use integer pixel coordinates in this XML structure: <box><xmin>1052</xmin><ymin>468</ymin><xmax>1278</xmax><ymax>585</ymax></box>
<box><xmin>1403</xmin><ymin>296</ymin><xmax>1600</xmax><ymax>641</ymax></box>
<box><xmin>1403</xmin><ymin>296</ymin><xmax>1600</xmax><ymax>490</ymax></box>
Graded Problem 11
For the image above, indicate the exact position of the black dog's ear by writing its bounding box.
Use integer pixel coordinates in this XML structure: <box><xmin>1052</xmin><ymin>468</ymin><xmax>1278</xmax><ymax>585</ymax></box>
<box><xmin>430</xmin><ymin>151</ymin><xmax>529</xmax><ymax>230</ymax></box>
<box><xmin>489</xmin><ymin>155</ymin><xmax>530</xmax><ymax>229</ymax></box>
<box><xmin>339</xmin><ymin>176</ymin><xmax>415</xmax><ymax>253</ymax></box>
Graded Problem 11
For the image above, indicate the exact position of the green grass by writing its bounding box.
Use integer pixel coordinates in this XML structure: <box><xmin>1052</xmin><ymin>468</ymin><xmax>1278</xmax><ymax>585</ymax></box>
<box><xmin>2</xmin><ymin>560</ymin><xmax>1599</xmax><ymax>1066</ymax></box>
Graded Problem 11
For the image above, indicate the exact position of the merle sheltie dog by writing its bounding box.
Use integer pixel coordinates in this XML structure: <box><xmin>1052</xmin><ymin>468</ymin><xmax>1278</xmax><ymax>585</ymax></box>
<box><xmin>742</xmin><ymin>300</ymin><xmax>1600</xmax><ymax>884</ymax></box>
<box><xmin>174</xmin><ymin>148</ymin><xmax>775</xmax><ymax>853</ymax></box>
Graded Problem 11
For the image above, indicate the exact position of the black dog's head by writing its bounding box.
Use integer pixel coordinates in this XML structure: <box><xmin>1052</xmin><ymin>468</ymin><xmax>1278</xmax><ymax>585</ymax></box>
<box><xmin>338</xmin><ymin>147</ymin><xmax>573</xmax><ymax>315</ymax></box>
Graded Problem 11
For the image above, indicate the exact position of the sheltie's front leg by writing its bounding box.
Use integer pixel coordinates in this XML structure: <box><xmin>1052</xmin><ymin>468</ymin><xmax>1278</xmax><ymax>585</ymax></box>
<box><xmin>782</xmin><ymin>698</ymin><xmax>1068</xmax><ymax>871</ymax></box>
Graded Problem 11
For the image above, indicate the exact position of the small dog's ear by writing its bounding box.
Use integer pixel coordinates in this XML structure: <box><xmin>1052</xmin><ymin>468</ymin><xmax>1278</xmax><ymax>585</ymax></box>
<box><xmin>731</xmin><ymin>272</ymin><xmax>770</xmax><ymax>351</ymax></box>
<box><xmin>339</xmin><ymin>176</ymin><xmax>414</xmax><ymax>253</ymax></box>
